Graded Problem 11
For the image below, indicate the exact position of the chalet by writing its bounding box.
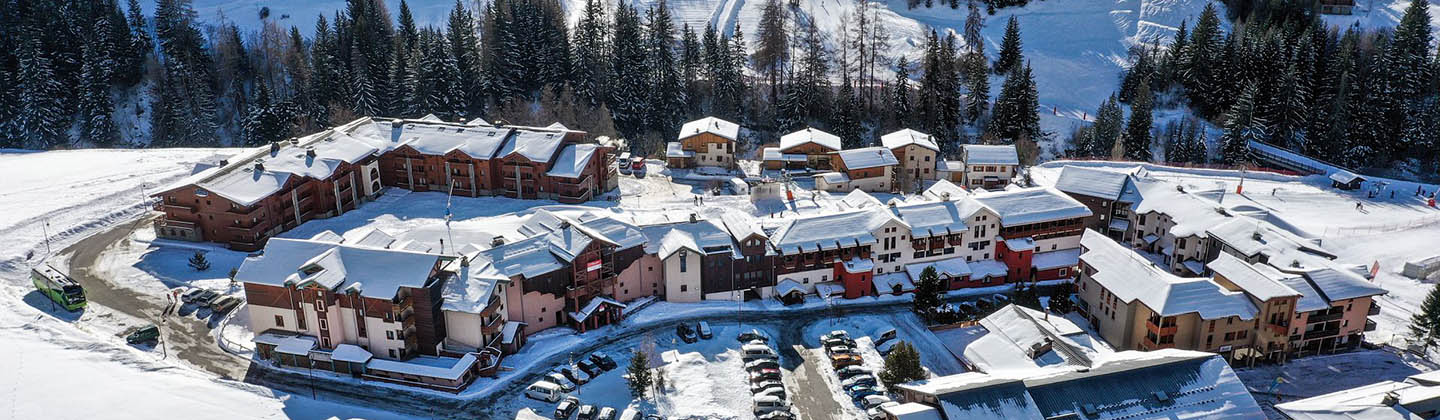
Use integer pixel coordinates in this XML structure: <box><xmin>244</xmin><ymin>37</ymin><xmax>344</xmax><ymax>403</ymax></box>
<box><xmin>1052</xmin><ymin>166</ymin><xmax>1137</xmax><ymax>239</ymax></box>
<box><xmin>667</xmin><ymin>117</ymin><xmax>739</xmax><ymax>169</ymax></box>
<box><xmin>1276</xmin><ymin>372</ymin><xmax>1440</xmax><ymax>419</ymax></box>
<box><xmin>815</xmin><ymin>147</ymin><xmax>899</xmax><ymax>193</ymax></box>
<box><xmin>936</xmin><ymin>159</ymin><xmax>966</xmax><ymax>184</ymax></box>
<box><xmin>765</xmin><ymin>127</ymin><xmax>842</xmax><ymax>170</ymax></box>
<box><xmin>880</xmin><ymin>129</ymin><xmax>941</xmax><ymax>188</ymax></box>
<box><xmin>958</xmin><ymin>144</ymin><xmax>1020</xmax><ymax>189</ymax></box>
<box><xmin>155</xmin><ymin>117</ymin><xmax>617</xmax><ymax>250</ymax></box>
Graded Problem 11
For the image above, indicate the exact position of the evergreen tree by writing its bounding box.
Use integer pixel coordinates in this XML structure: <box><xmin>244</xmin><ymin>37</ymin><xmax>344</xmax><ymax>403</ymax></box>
<box><xmin>626</xmin><ymin>349</ymin><xmax>653</xmax><ymax>399</ymax></box>
<box><xmin>1092</xmin><ymin>95</ymin><xmax>1123</xmax><ymax>158</ymax></box>
<box><xmin>680</xmin><ymin>25</ymin><xmax>703</xmax><ymax>115</ymax></box>
<box><xmin>0</xmin><ymin>68</ymin><xmax>19</xmax><ymax>149</ymax></box>
<box><xmin>1122</xmin><ymin>78</ymin><xmax>1154</xmax><ymax>161</ymax></box>
<box><xmin>188</xmin><ymin>251</ymin><xmax>211</xmax><ymax>271</ymax></box>
<box><xmin>1411</xmin><ymin>284</ymin><xmax>1440</xmax><ymax>350</ymax></box>
<box><xmin>608</xmin><ymin>4</ymin><xmax>649</xmax><ymax>142</ymax></box>
<box><xmin>1218</xmin><ymin>83</ymin><xmax>1264</xmax><ymax>164</ymax></box>
<box><xmin>962</xmin><ymin>50</ymin><xmax>990</xmax><ymax>121</ymax></box>
<box><xmin>994</xmin><ymin>16</ymin><xmax>1023</xmax><ymax>75</ymax></box>
<box><xmin>16</xmin><ymin>36</ymin><xmax>68</xmax><ymax>149</ymax></box>
<box><xmin>752</xmin><ymin>0</ymin><xmax>789</xmax><ymax>103</ymax></box>
<box><xmin>80</xmin><ymin>17</ymin><xmax>121</xmax><ymax>147</ymax></box>
<box><xmin>792</xmin><ymin>18</ymin><xmax>830</xmax><ymax>127</ymax></box>
<box><xmin>572</xmin><ymin>0</ymin><xmax>610</xmax><ymax>107</ymax></box>
<box><xmin>879</xmin><ymin>342</ymin><xmax>925</xmax><ymax>386</ymax></box>
<box><xmin>834</xmin><ymin>75</ymin><xmax>863</xmax><ymax>148</ymax></box>
<box><xmin>891</xmin><ymin>56</ymin><xmax>913</xmax><ymax>128</ymax></box>
<box><xmin>963</xmin><ymin>1</ymin><xmax>985</xmax><ymax>53</ymax></box>
<box><xmin>989</xmin><ymin>62</ymin><xmax>1039</xmax><ymax>143</ymax></box>
<box><xmin>913</xmin><ymin>266</ymin><xmax>943</xmax><ymax>316</ymax></box>
<box><xmin>646</xmin><ymin>0</ymin><xmax>685</xmax><ymax>137</ymax></box>
<box><xmin>446</xmin><ymin>0</ymin><xmax>485</xmax><ymax>116</ymax></box>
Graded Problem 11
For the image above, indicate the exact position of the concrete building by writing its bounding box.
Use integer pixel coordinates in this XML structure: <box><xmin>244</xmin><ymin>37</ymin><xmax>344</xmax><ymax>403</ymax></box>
<box><xmin>1052</xmin><ymin>166</ymin><xmax>1137</xmax><ymax>239</ymax></box>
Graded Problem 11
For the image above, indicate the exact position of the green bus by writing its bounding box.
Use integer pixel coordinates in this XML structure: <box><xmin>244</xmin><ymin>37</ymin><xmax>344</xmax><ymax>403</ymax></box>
<box><xmin>32</xmin><ymin>264</ymin><xmax>86</xmax><ymax>311</ymax></box>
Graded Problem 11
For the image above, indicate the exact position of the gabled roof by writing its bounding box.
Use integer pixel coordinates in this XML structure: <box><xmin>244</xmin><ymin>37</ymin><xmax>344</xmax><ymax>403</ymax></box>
<box><xmin>1053</xmin><ymin>166</ymin><xmax>1131</xmax><ymax>201</ymax></box>
<box><xmin>1208</xmin><ymin>253</ymin><xmax>1302</xmax><ymax>301</ymax></box>
<box><xmin>1329</xmin><ymin>170</ymin><xmax>1364</xmax><ymax>184</ymax></box>
<box><xmin>836</xmin><ymin>147</ymin><xmax>900</xmax><ymax>170</ymax></box>
<box><xmin>546</xmin><ymin>144</ymin><xmax>600</xmax><ymax>179</ymax></box>
<box><xmin>1079</xmin><ymin>230</ymin><xmax>1258</xmax><ymax>320</ymax></box>
<box><xmin>779</xmin><ymin>127</ymin><xmax>842</xmax><ymax>152</ymax></box>
<box><xmin>924</xmin><ymin>179</ymin><xmax>968</xmax><ymax>201</ymax></box>
<box><xmin>1130</xmin><ymin>178</ymin><xmax>1234</xmax><ymax>237</ymax></box>
<box><xmin>234</xmin><ymin>238</ymin><xmax>443</xmax><ymax>299</ymax></box>
<box><xmin>654</xmin><ymin>219</ymin><xmax>733</xmax><ymax>259</ymax></box>
<box><xmin>1302</xmin><ymin>267</ymin><xmax>1387</xmax><ymax>302</ymax></box>
<box><xmin>377</xmin><ymin>120</ymin><xmax>513</xmax><ymax>159</ymax></box>
<box><xmin>161</xmin><ymin>128</ymin><xmax>380</xmax><ymax>207</ymax></box>
<box><xmin>1207</xmin><ymin>218</ymin><xmax>1335</xmax><ymax>262</ymax></box>
<box><xmin>497</xmin><ymin>128</ymin><xmax>570</xmax><ymax>163</ymax></box>
<box><xmin>769</xmin><ymin>208</ymin><xmax>901</xmax><ymax>254</ymax></box>
<box><xmin>880</xmin><ymin>129</ymin><xmax>940</xmax><ymax>152</ymax></box>
<box><xmin>840</xmin><ymin>189</ymin><xmax>884</xmax><ymax>209</ymax></box>
<box><xmin>440</xmin><ymin>259</ymin><xmax>509</xmax><ymax>313</ymax></box>
<box><xmin>678</xmin><ymin>116</ymin><xmax>741</xmax><ymax>141</ymax></box>
<box><xmin>962</xmin><ymin>144</ymin><xmax>1019</xmax><ymax>166</ymax></box>
<box><xmin>891</xmin><ymin>201</ymin><xmax>976</xmax><ymax>239</ymax></box>
<box><xmin>973</xmin><ymin>187</ymin><xmax>1092</xmax><ymax>227</ymax></box>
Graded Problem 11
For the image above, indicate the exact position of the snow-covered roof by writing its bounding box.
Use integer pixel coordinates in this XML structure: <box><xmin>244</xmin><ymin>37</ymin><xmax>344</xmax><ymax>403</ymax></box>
<box><xmin>440</xmin><ymin>259</ymin><xmax>509</xmax><ymax>314</ymax></box>
<box><xmin>892</xmin><ymin>201</ymin><xmax>975</xmax><ymax>239</ymax></box>
<box><xmin>880</xmin><ymin>129</ymin><xmax>940</xmax><ymax>152</ymax></box>
<box><xmin>874</xmin><ymin>273</ymin><xmax>915</xmax><ymax>294</ymax></box>
<box><xmin>497</xmin><ymin>129</ymin><xmax>569</xmax><ymax>163</ymax></box>
<box><xmin>908</xmin><ymin>258</ymin><xmax>973</xmax><ymax>279</ymax></box>
<box><xmin>274</xmin><ymin>335</ymin><xmax>317</xmax><ymax>356</ymax></box>
<box><xmin>779</xmin><ymin>127</ymin><xmax>841</xmax><ymax>152</ymax></box>
<box><xmin>1004</xmin><ymin>237</ymin><xmax>1036</xmax><ymax>252</ymax></box>
<box><xmin>678</xmin><ymin>116</ymin><xmax>740</xmax><ymax>141</ymax></box>
<box><xmin>1329</xmin><ymin>170</ymin><xmax>1364</xmax><ymax>184</ymax></box>
<box><xmin>1207</xmin><ymin>218</ymin><xmax>1335</xmax><ymax>262</ymax></box>
<box><xmin>815</xmin><ymin>172</ymin><xmax>850</xmax><ymax>185</ymax></box>
<box><xmin>353</xmin><ymin>228</ymin><xmax>397</xmax><ymax>249</ymax></box>
<box><xmin>1031</xmin><ymin>248</ymin><xmax>1081</xmax><ymax>271</ymax></box>
<box><xmin>309</xmin><ymin>230</ymin><xmax>344</xmax><ymax>243</ymax></box>
<box><xmin>1278</xmin><ymin>275</ymin><xmax>1331</xmax><ymax>312</ymax></box>
<box><xmin>1130</xmin><ymin>178</ymin><xmax>1235</xmax><ymax>237</ymax></box>
<box><xmin>815</xmin><ymin>282</ymin><xmax>846</xmax><ymax>298</ymax></box>
<box><xmin>970</xmin><ymin>260</ymin><xmax>1009</xmax><ymax>278</ymax></box>
<box><xmin>651</xmin><ymin>218</ymin><xmax>733</xmax><ymax>259</ymax></box>
<box><xmin>762</xmin><ymin>147</ymin><xmax>808</xmax><ymax>162</ymax></box>
<box><xmin>769</xmin><ymin>208</ymin><xmax>899</xmax><ymax>254</ymax></box>
<box><xmin>923</xmin><ymin>179</ymin><xmax>969</xmax><ymax>201</ymax></box>
<box><xmin>1053</xmin><ymin>166</ymin><xmax>1131</xmax><ymax>200</ymax></box>
<box><xmin>1276</xmin><ymin>379</ymin><xmax>1436</xmax><ymax>420</ymax></box>
<box><xmin>881</xmin><ymin>403</ymin><xmax>945</xmax><ymax>420</ymax></box>
<box><xmin>775</xmin><ymin>279</ymin><xmax>806</xmax><ymax>297</ymax></box>
<box><xmin>963</xmin><ymin>304</ymin><xmax>1094</xmax><ymax>372</ymax></box>
<box><xmin>1079</xmin><ymin>230</ymin><xmax>1258</xmax><ymax>320</ymax></box>
<box><xmin>546</xmin><ymin>227</ymin><xmax>595</xmax><ymax>262</ymax></box>
<box><xmin>466</xmin><ymin>117</ymin><xmax>491</xmax><ymax>126</ymax></box>
<box><xmin>665</xmin><ymin>142</ymin><xmax>695</xmax><ymax>158</ymax></box>
<box><xmin>501</xmin><ymin>321</ymin><xmax>525</xmax><ymax>344</ymax></box>
<box><xmin>235</xmin><ymin>238</ymin><xmax>443</xmax><ymax>300</ymax></box>
<box><xmin>939</xmin><ymin>160</ymin><xmax>965</xmax><ymax>172</ymax></box>
<box><xmin>161</xmin><ymin>128</ymin><xmax>380</xmax><ymax>207</ymax></box>
<box><xmin>385</xmin><ymin>121</ymin><xmax>513</xmax><ymax>159</ymax></box>
<box><xmin>836</xmin><ymin>147</ymin><xmax>900</xmax><ymax>170</ymax></box>
<box><xmin>840</xmin><ymin>189</ymin><xmax>884</xmax><ymax>209</ymax></box>
<box><xmin>569</xmin><ymin>296</ymin><xmax>625</xmax><ymax>323</ymax></box>
<box><xmin>476</xmin><ymin>235</ymin><xmax>565</xmax><ymax>279</ymax></box>
<box><xmin>973</xmin><ymin>187</ymin><xmax>1092</xmax><ymax>227</ymax></box>
<box><xmin>367</xmin><ymin>354</ymin><xmax>478</xmax><ymax>381</ymax></box>
<box><xmin>546</xmin><ymin>144</ymin><xmax>600</xmax><ymax>179</ymax></box>
<box><xmin>330</xmin><ymin>344</ymin><xmax>373</xmax><ymax>363</ymax></box>
<box><xmin>962</xmin><ymin>144</ymin><xmax>1019</xmax><ymax>166</ymax></box>
<box><xmin>1302</xmin><ymin>267</ymin><xmax>1387</xmax><ymax>302</ymax></box>
<box><xmin>842</xmin><ymin>257</ymin><xmax>874</xmax><ymax>274</ymax></box>
<box><xmin>718</xmin><ymin>212</ymin><xmax>766</xmax><ymax>242</ymax></box>
<box><xmin>1208</xmin><ymin>253</ymin><xmax>1302</xmax><ymax>301</ymax></box>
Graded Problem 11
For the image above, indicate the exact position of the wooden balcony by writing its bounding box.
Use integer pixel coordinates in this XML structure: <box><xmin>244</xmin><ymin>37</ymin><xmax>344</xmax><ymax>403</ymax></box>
<box><xmin>481</xmin><ymin>314</ymin><xmax>504</xmax><ymax>335</ymax></box>
<box><xmin>1146</xmin><ymin>319</ymin><xmax>1178</xmax><ymax>336</ymax></box>
<box><xmin>1143</xmin><ymin>336</ymin><xmax>1176</xmax><ymax>350</ymax></box>
<box><xmin>1265</xmin><ymin>322</ymin><xmax>1290</xmax><ymax>336</ymax></box>
<box><xmin>156</xmin><ymin>217</ymin><xmax>198</xmax><ymax>229</ymax></box>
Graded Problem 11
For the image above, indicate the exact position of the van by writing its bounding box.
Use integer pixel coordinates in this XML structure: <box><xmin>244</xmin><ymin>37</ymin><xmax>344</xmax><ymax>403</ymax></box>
<box><xmin>873</xmin><ymin>328</ymin><xmax>897</xmax><ymax>346</ymax></box>
<box><xmin>742</xmin><ymin>343</ymin><xmax>777</xmax><ymax>361</ymax></box>
<box><xmin>618</xmin><ymin>152</ymin><xmax>632</xmax><ymax>175</ymax></box>
<box><xmin>752</xmin><ymin>395</ymin><xmax>791</xmax><ymax>414</ymax></box>
<box><xmin>697</xmin><ymin>321</ymin><xmax>712</xmax><ymax>339</ymax></box>
<box><xmin>526</xmin><ymin>381</ymin><xmax>564</xmax><ymax>402</ymax></box>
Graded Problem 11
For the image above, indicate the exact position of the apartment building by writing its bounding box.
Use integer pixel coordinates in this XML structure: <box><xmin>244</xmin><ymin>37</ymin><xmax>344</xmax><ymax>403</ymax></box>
<box><xmin>666</xmin><ymin>116</ymin><xmax>739</xmax><ymax>169</ymax></box>
<box><xmin>815</xmin><ymin>147</ymin><xmax>900</xmax><ymax>193</ymax></box>
<box><xmin>155</xmin><ymin>117</ymin><xmax>616</xmax><ymax>251</ymax></box>
<box><xmin>769</xmin><ymin>208</ymin><xmax>903</xmax><ymax>299</ymax></box>
<box><xmin>974</xmin><ymin>187</ymin><xmax>1092</xmax><ymax>283</ymax></box>
<box><xmin>880</xmin><ymin>129</ymin><xmax>941</xmax><ymax>189</ymax></box>
<box><xmin>958</xmin><ymin>144</ymin><xmax>1020</xmax><ymax>189</ymax></box>
<box><xmin>1124</xmin><ymin>178</ymin><xmax>1235</xmax><ymax>275</ymax></box>
<box><xmin>1052</xmin><ymin>166</ymin><xmax>1138</xmax><ymax>239</ymax></box>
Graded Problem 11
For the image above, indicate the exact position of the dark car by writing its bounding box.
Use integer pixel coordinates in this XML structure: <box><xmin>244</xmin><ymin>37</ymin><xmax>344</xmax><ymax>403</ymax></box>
<box><xmin>751</xmin><ymin>380</ymin><xmax>784</xmax><ymax>394</ymax></box>
<box><xmin>577</xmin><ymin>359</ymin><xmax>603</xmax><ymax>377</ymax></box>
<box><xmin>125</xmin><ymin>325</ymin><xmax>160</xmax><ymax>344</ymax></box>
<box><xmin>555</xmin><ymin>397</ymin><xmax>580</xmax><ymax>420</ymax></box>
<box><xmin>758</xmin><ymin>411</ymin><xmax>795</xmax><ymax>420</ymax></box>
<box><xmin>849</xmin><ymin>386</ymin><xmax>881</xmax><ymax>401</ymax></box>
<box><xmin>749</xmin><ymin>368</ymin><xmax>781</xmax><ymax>382</ymax></box>
<box><xmin>677</xmin><ymin>323</ymin><xmax>698</xmax><ymax>343</ymax></box>
<box><xmin>577</xmin><ymin>404</ymin><xmax>598</xmax><ymax>420</ymax></box>
<box><xmin>745</xmin><ymin>359</ymin><xmax>780</xmax><ymax>372</ymax></box>
<box><xmin>589</xmin><ymin>352</ymin><xmax>618</xmax><ymax>371</ymax></box>
<box><xmin>836</xmin><ymin>366</ymin><xmax>873</xmax><ymax>380</ymax></box>
<box><xmin>558</xmin><ymin>366</ymin><xmax>590</xmax><ymax>385</ymax></box>
<box><xmin>737</xmin><ymin>329</ymin><xmax>770</xmax><ymax>343</ymax></box>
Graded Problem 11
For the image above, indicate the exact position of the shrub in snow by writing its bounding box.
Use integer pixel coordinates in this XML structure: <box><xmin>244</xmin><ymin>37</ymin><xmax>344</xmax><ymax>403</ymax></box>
<box><xmin>188</xmin><ymin>251</ymin><xmax>211</xmax><ymax>271</ymax></box>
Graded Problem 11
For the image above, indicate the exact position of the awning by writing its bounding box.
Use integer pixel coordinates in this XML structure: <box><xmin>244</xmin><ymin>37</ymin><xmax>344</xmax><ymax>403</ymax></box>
<box><xmin>1108</xmin><ymin>219</ymin><xmax>1130</xmax><ymax>231</ymax></box>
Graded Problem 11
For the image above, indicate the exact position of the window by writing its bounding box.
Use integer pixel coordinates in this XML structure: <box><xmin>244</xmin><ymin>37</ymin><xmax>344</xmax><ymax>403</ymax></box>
<box><xmin>679</xmin><ymin>252</ymin><xmax>688</xmax><ymax>272</ymax></box>
<box><xmin>316</xmin><ymin>299</ymin><xmax>325</xmax><ymax>310</ymax></box>
<box><xmin>319</xmin><ymin>319</ymin><xmax>328</xmax><ymax>330</ymax></box>
<box><xmin>681</xmin><ymin>285</ymin><xmax>688</xmax><ymax>292</ymax></box>
<box><xmin>387</xmin><ymin>331</ymin><xmax>395</xmax><ymax>340</ymax></box>
<box><xmin>1224</xmin><ymin>332</ymin><xmax>1235</xmax><ymax>341</ymax></box>
<box><xmin>1059</xmin><ymin>268</ymin><xmax>1068</xmax><ymax>276</ymax></box>
<box><xmin>275</xmin><ymin>315</ymin><xmax>285</xmax><ymax>327</ymax></box>
<box><xmin>389</xmin><ymin>349</ymin><xmax>397</xmax><ymax>358</ymax></box>
<box><xmin>1237</xmin><ymin>330</ymin><xmax>1248</xmax><ymax>339</ymax></box>
<box><xmin>1206</xmin><ymin>335</ymin><xmax>1213</xmax><ymax>345</ymax></box>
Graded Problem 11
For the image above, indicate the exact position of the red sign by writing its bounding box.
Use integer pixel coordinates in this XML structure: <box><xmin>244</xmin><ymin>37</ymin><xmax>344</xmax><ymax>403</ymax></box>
<box><xmin>587</xmin><ymin>259</ymin><xmax>602</xmax><ymax>272</ymax></box>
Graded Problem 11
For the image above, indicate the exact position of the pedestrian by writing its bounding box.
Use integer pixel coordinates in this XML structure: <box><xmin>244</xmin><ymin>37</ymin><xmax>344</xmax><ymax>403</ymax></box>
<box><xmin>1356</xmin><ymin>202</ymin><xmax>1362</xmax><ymax>211</ymax></box>
<box><xmin>1271</xmin><ymin>188</ymin><xmax>1276</xmax><ymax>196</ymax></box>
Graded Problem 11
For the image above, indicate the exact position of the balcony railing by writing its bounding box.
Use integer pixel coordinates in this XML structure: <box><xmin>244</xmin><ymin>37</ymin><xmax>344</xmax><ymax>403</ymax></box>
<box><xmin>1143</xmin><ymin>336</ymin><xmax>1176</xmax><ymax>350</ymax></box>
<box><xmin>1308</xmin><ymin>311</ymin><xmax>1344</xmax><ymax>324</ymax></box>
<box><xmin>1303</xmin><ymin>328</ymin><xmax>1341</xmax><ymax>340</ymax></box>
<box><xmin>1369</xmin><ymin>303</ymin><xmax>1381</xmax><ymax>316</ymax></box>
<box><xmin>156</xmin><ymin>217</ymin><xmax>197</xmax><ymax>229</ymax></box>
<box><xmin>1146</xmin><ymin>319</ymin><xmax>1178</xmax><ymax>336</ymax></box>
<box><xmin>1266</xmin><ymin>322</ymin><xmax>1289</xmax><ymax>336</ymax></box>
<box><xmin>226</xmin><ymin>205</ymin><xmax>261</xmax><ymax>215</ymax></box>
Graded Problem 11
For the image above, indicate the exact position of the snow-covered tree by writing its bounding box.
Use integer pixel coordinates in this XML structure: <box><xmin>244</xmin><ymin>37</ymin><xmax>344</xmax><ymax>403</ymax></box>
<box><xmin>994</xmin><ymin>16</ymin><xmax>1023</xmax><ymax>75</ymax></box>
<box><xmin>1122</xmin><ymin>78</ymin><xmax>1154</xmax><ymax>161</ymax></box>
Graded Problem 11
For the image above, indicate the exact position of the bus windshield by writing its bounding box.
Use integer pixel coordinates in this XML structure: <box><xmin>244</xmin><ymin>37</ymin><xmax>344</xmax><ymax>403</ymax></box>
<box><xmin>63</xmin><ymin>285</ymin><xmax>85</xmax><ymax>302</ymax></box>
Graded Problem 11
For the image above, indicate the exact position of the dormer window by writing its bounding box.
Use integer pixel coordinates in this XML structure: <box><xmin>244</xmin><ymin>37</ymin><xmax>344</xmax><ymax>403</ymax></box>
<box><xmin>301</xmin><ymin>265</ymin><xmax>324</xmax><ymax>276</ymax></box>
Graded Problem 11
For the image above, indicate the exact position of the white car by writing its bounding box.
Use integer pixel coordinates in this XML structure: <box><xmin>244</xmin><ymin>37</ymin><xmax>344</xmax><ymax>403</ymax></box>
<box><xmin>866</xmin><ymin>401</ymin><xmax>899</xmax><ymax>419</ymax></box>
<box><xmin>752</xmin><ymin>395</ymin><xmax>791</xmax><ymax>414</ymax></box>
<box><xmin>544</xmin><ymin>372</ymin><xmax>576</xmax><ymax>392</ymax></box>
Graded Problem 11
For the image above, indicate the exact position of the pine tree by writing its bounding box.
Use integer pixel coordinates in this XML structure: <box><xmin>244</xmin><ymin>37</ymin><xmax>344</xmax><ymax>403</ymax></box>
<box><xmin>80</xmin><ymin>17</ymin><xmax>122</xmax><ymax>147</ymax></box>
<box><xmin>1092</xmin><ymin>95</ymin><xmax>1123</xmax><ymax>158</ymax></box>
<box><xmin>878</xmin><ymin>342</ymin><xmax>925</xmax><ymax>386</ymax></box>
<box><xmin>1411</xmin><ymin>284</ymin><xmax>1440</xmax><ymax>350</ymax></box>
<box><xmin>963</xmin><ymin>1</ymin><xmax>985</xmax><ymax>53</ymax></box>
<box><xmin>994</xmin><ymin>16</ymin><xmax>1023</xmax><ymax>75</ymax></box>
<box><xmin>608</xmin><ymin>3</ymin><xmax>649</xmax><ymax>142</ymax></box>
<box><xmin>834</xmin><ymin>75</ymin><xmax>863</xmax><ymax>148</ymax></box>
<box><xmin>572</xmin><ymin>0</ymin><xmax>610</xmax><ymax>107</ymax></box>
<box><xmin>680</xmin><ymin>25</ymin><xmax>703</xmax><ymax>115</ymax></box>
<box><xmin>962</xmin><ymin>50</ymin><xmax>990</xmax><ymax>121</ymax></box>
<box><xmin>16</xmin><ymin>36</ymin><xmax>68</xmax><ymax>149</ymax></box>
<box><xmin>188</xmin><ymin>251</ymin><xmax>211</xmax><ymax>271</ymax></box>
<box><xmin>1122</xmin><ymin>78</ymin><xmax>1154</xmax><ymax>161</ymax></box>
<box><xmin>645</xmin><ymin>0</ymin><xmax>685</xmax><ymax>136</ymax></box>
<box><xmin>1218</xmin><ymin>83</ymin><xmax>1264</xmax><ymax>164</ymax></box>
<box><xmin>990</xmin><ymin>62</ymin><xmax>1039</xmax><ymax>143</ymax></box>
<box><xmin>0</xmin><ymin>67</ymin><xmax>18</xmax><ymax>149</ymax></box>
<box><xmin>891</xmin><ymin>56</ymin><xmax>913</xmax><ymax>128</ymax></box>
<box><xmin>913</xmin><ymin>266</ymin><xmax>943</xmax><ymax>316</ymax></box>
<box><xmin>446</xmin><ymin>0</ymin><xmax>485</xmax><ymax>116</ymax></box>
<box><xmin>753</xmin><ymin>0</ymin><xmax>789</xmax><ymax>103</ymax></box>
<box><xmin>627</xmin><ymin>349</ymin><xmax>653</xmax><ymax>399</ymax></box>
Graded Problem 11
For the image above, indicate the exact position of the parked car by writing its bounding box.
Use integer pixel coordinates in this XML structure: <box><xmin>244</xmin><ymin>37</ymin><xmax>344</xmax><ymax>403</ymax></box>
<box><xmin>751</xmin><ymin>380</ymin><xmax>784</xmax><ymax>394</ymax></box>
<box><xmin>821</xmin><ymin>330</ymin><xmax>851</xmax><ymax>341</ymax></box>
<box><xmin>194</xmin><ymin>290</ymin><xmax>219</xmax><ymax>306</ymax></box>
<box><xmin>758</xmin><ymin>410</ymin><xmax>795</xmax><ymax>420</ymax></box>
<box><xmin>578</xmin><ymin>359</ymin><xmax>603</xmax><ymax>377</ymax></box>
<box><xmin>830</xmin><ymin>353</ymin><xmax>864</xmax><ymax>369</ymax></box>
<box><xmin>846</xmin><ymin>383</ymin><xmax>879</xmax><ymax>395</ymax></box>
<box><xmin>125</xmin><ymin>324</ymin><xmax>160</xmax><ymax>344</ymax></box>
<box><xmin>752</xmin><ymin>395</ymin><xmax>791</xmax><ymax>414</ymax></box>
<box><xmin>836</xmin><ymin>366</ymin><xmax>873</xmax><ymax>380</ymax></box>
<box><xmin>848</xmin><ymin>385</ymin><xmax>881</xmax><ymax>401</ymax></box>
<box><xmin>745</xmin><ymin>359</ymin><xmax>780</xmax><ymax>372</ymax></box>
<box><xmin>697</xmin><ymin>321</ymin><xmax>712</xmax><ymax>339</ymax></box>
<box><xmin>742</xmin><ymin>343</ymin><xmax>777</xmax><ymax>361</ymax></box>
<box><xmin>877</xmin><ymin>340</ymin><xmax>902</xmax><ymax>357</ymax></box>
<box><xmin>617</xmin><ymin>152</ymin><xmax>632</xmax><ymax>175</ymax></box>
<box><xmin>555</xmin><ymin>396</ymin><xmax>580</xmax><ymax>419</ymax></box>
<box><xmin>589</xmin><ymin>352</ymin><xmax>618</xmax><ymax>371</ymax></box>
<box><xmin>873</xmin><ymin>328</ymin><xmax>897</xmax><ymax>347</ymax></box>
<box><xmin>826</xmin><ymin>345</ymin><xmax>855</xmax><ymax>356</ymax></box>
<box><xmin>525</xmin><ymin>381</ymin><xmax>565</xmax><ymax>402</ymax></box>
<box><xmin>860</xmin><ymin>395</ymin><xmax>893</xmax><ymax>410</ymax></box>
<box><xmin>212</xmin><ymin>296</ymin><xmax>242</xmax><ymax>314</ymax></box>
<box><xmin>866</xmin><ymin>401</ymin><xmax>900</xmax><ymax>419</ymax></box>
<box><xmin>676</xmin><ymin>323</ymin><xmax>698</xmax><ymax>343</ymax></box>
<box><xmin>577</xmin><ymin>405</ymin><xmax>598</xmax><ymax>420</ymax></box>
<box><xmin>749</xmin><ymin>368</ymin><xmax>781</xmax><ymax>382</ymax></box>
<box><xmin>755</xmin><ymin>386</ymin><xmax>787</xmax><ymax>400</ymax></box>
<box><xmin>644</xmin><ymin>415</ymin><xmax>664</xmax><ymax>420</ymax></box>
<box><xmin>180</xmin><ymin>288</ymin><xmax>205</xmax><ymax>303</ymax></box>
<box><xmin>596</xmin><ymin>407</ymin><xmax>617</xmax><ymax>420</ymax></box>
<box><xmin>842</xmin><ymin>374</ymin><xmax>878</xmax><ymax>389</ymax></box>
<box><xmin>823</xmin><ymin>337</ymin><xmax>857</xmax><ymax>350</ymax></box>
<box><xmin>545</xmin><ymin>373</ymin><xmax>577</xmax><ymax>392</ymax></box>
<box><xmin>630</xmin><ymin>158</ymin><xmax>647</xmax><ymax>177</ymax></box>
<box><xmin>558</xmin><ymin>366</ymin><xmax>590</xmax><ymax>385</ymax></box>
<box><xmin>737</xmin><ymin>329</ymin><xmax>770</xmax><ymax>343</ymax></box>
<box><xmin>617</xmin><ymin>408</ymin><xmax>643</xmax><ymax>420</ymax></box>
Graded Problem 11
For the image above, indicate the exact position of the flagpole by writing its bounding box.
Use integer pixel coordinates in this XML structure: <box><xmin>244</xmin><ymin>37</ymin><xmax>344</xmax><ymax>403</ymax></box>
<box><xmin>445</xmin><ymin>180</ymin><xmax>456</xmax><ymax>254</ymax></box>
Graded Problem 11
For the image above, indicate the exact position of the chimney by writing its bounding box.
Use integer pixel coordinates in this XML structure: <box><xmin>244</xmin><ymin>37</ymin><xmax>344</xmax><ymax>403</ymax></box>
<box><xmin>1252</xmin><ymin>232</ymin><xmax>1262</xmax><ymax>241</ymax></box>
<box><xmin>941</xmin><ymin>192</ymin><xmax>952</xmax><ymax>201</ymax></box>
<box><xmin>306</xmin><ymin>147</ymin><xmax>316</xmax><ymax>158</ymax></box>
<box><xmin>219</xmin><ymin>159</ymin><xmax>229</xmax><ymax>166</ymax></box>
<box><xmin>1383</xmin><ymin>392</ymin><xmax>1400</xmax><ymax>406</ymax></box>
<box><xmin>491</xmin><ymin>236</ymin><xmax>507</xmax><ymax>246</ymax></box>
<box><xmin>254</xmin><ymin>159</ymin><xmax>265</xmax><ymax>171</ymax></box>
<box><xmin>461</xmin><ymin>256</ymin><xmax>470</xmax><ymax>268</ymax></box>
<box><xmin>689</xmin><ymin>213</ymin><xmax>699</xmax><ymax>223</ymax></box>
<box><xmin>269</xmin><ymin>142</ymin><xmax>280</xmax><ymax>155</ymax></box>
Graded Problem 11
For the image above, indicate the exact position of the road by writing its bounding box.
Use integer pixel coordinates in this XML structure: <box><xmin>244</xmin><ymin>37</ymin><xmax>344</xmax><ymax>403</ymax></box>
<box><xmin>62</xmin><ymin>215</ymin><xmax>253</xmax><ymax>381</ymax></box>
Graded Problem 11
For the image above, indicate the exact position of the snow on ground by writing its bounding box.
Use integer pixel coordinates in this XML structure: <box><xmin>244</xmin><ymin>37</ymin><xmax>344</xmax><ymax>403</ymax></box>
<box><xmin>1322</xmin><ymin>0</ymin><xmax>1440</xmax><ymax>38</ymax></box>
<box><xmin>1234</xmin><ymin>349</ymin><xmax>1437</xmax><ymax>418</ymax></box>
